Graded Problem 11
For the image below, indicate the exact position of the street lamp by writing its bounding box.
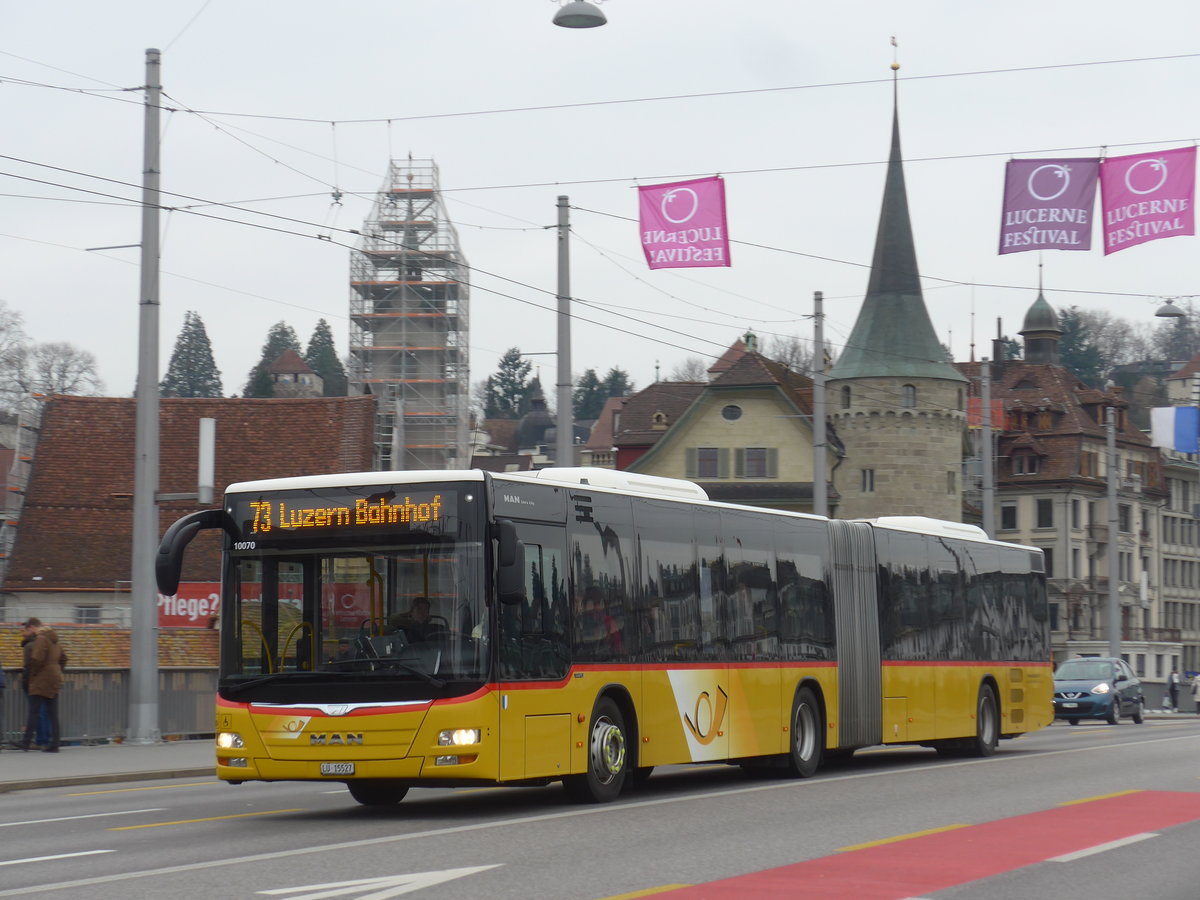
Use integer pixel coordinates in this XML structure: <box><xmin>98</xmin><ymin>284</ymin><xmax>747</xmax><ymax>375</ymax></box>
<box><xmin>1155</xmin><ymin>299</ymin><xmax>1187</xmax><ymax>318</ymax></box>
<box><xmin>553</xmin><ymin>1</ymin><xmax>607</xmax><ymax>28</ymax></box>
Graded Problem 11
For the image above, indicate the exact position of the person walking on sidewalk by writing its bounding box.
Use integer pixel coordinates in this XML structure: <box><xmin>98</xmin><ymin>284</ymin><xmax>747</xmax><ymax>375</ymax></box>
<box><xmin>1192</xmin><ymin>675</ymin><xmax>1200</xmax><ymax>716</ymax></box>
<box><xmin>19</xmin><ymin>619</ymin><xmax>66</xmax><ymax>752</ymax></box>
<box><xmin>1169</xmin><ymin>669</ymin><xmax>1181</xmax><ymax>713</ymax></box>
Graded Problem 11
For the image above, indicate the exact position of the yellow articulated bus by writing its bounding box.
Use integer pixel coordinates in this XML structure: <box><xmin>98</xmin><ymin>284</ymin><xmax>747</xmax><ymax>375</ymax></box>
<box><xmin>156</xmin><ymin>466</ymin><xmax>1052</xmax><ymax>806</ymax></box>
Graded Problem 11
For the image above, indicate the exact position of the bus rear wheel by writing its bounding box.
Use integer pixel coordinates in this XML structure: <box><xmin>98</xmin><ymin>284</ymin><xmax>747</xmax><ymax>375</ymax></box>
<box><xmin>786</xmin><ymin>686</ymin><xmax>822</xmax><ymax>777</ymax></box>
<box><xmin>347</xmin><ymin>780</ymin><xmax>409</xmax><ymax>806</ymax></box>
<box><xmin>564</xmin><ymin>697</ymin><xmax>629</xmax><ymax>803</ymax></box>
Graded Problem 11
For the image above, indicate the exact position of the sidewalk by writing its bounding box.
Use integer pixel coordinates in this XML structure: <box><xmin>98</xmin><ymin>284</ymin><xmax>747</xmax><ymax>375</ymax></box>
<box><xmin>0</xmin><ymin>739</ymin><xmax>214</xmax><ymax>794</ymax></box>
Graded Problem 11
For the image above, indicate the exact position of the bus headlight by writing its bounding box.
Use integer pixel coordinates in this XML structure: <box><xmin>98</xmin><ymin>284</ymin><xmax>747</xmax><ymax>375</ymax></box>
<box><xmin>217</xmin><ymin>732</ymin><xmax>245</xmax><ymax>750</ymax></box>
<box><xmin>438</xmin><ymin>728</ymin><xmax>480</xmax><ymax>746</ymax></box>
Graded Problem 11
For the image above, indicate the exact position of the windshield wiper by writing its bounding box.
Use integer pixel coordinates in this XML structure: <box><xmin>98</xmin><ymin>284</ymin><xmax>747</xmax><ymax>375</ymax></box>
<box><xmin>362</xmin><ymin>656</ymin><xmax>446</xmax><ymax>688</ymax></box>
<box><xmin>223</xmin><ymin>663</ymin><xmax>444</xmax><ymax>695</ymax></box>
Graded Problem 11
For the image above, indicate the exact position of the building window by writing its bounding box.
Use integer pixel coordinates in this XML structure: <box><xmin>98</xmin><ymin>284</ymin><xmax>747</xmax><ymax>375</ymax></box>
<box><xmin>696</xmin><ymin>447</ymin><xmax>720</xmax><ymax>478</ymax></box>
<box><xmin>902</xmin><ymin>384</ymin><xmax>916</xmax><ymax>408</ymax></box>
<box><xmin>1081</xmin><ymin>451</ymin><xmax>1098</xmax><ymax>477</ymax></box>
<box><xmin>737</xmin><ymin>447</ymin><xmax>777</xmax><ymax>478</ymax></box>
<box><xmin>75</xmin><ymin>606</ymin><xmax>101</xmax><ymax>625</ymax></box>
<box><xmin>1071</xmin><ymin>499</ymin><xmax>1080</xmax><ymax>529</ymax></box>
<box><xmin>946</xmin><ymin>470</ymin><xmax>956</xmax><ymax>494</ymax></box>
<box><xmin>721</xmin><ymin>404</ymin><xmax>742</xmax><ymax>422</ymax></box>
<box><xmin>1013</xmin><ymin>455</ymin><xmax>1039</xmax><ymax>475</ymax></box>
<box><xmin>841</xmin><ymin>386</ymin><xmax>851</xmax><ymax>409</ymax></box>
<box><xmin>1118</xmin><ymin>504</ymin><xmax>1132</xmax><ymax>533</ymax></box>
<box><xmin>1036</xmin><ymin>498</ymin><xmax>1053</xmax><ymax>529</ymax></box>
<box><xmin>1000</xmin><ymin>504</ymin><xmax>1017</xmax><ymax>530</ymax></box>
<box><xmin>1072</xmin><ymin>547</ymin><xmax>1080</xmax><ymax>578</ymax></box>
<box><xmin>1043</xmin><ymin>547</ymin><xmax>1054</xmax><ymax>578</ymax></box>
<box><xmin>957</xmin><ymin>388</ymin><xmax>964</xmax><ymax>411</ymax></box>
<box><xmin>861</xmin><ymin>468</ymin><xmax>875</xmax><ymax>492</ymax></box>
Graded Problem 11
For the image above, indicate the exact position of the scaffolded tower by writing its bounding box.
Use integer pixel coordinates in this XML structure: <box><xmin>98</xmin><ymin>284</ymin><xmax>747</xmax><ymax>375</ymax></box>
<box><xmin>349</xmin><ymin>159</ymin><xmax>470</xmax><ymax>471</ymax></box>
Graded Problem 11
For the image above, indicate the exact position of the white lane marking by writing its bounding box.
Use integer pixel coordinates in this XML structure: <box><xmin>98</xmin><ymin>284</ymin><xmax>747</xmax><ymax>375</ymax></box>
<box><xmin>0</xmin><ymin>851</ymin><xmax>115</xmax><ymax>868</ymax></box>
<box><xmin>257</xmin><ymin>866</ymin><xmax>500</xmax><ymax>899</ymax></box>
<box><xmin>2</xmin><ymin>730</ymin><xmax>1197</xmax><ymax>897</ymax></box>
<box><xmin>1049</xmin><ymin>832</ymin><xmax>1157</xmax><ymax>862</ymax></box>
<box><xmin>0</xmin><ymin>809</ymin><xmax>164</xmax><ymax>828</ymax></box>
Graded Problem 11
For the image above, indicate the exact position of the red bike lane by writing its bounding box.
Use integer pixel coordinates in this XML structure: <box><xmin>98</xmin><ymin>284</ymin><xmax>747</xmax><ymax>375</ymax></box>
<box><xmin>659</xmin><ymin>790</ymin><xmax>1200</xmax><ymax>899</ymax></box>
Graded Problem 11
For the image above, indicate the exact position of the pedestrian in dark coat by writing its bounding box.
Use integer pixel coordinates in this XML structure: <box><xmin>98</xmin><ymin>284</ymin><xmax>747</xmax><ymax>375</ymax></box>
<box><xmin>20</xmin><ymin>620</ymin><xmax>65</xmax><ymax>752</ymax></box>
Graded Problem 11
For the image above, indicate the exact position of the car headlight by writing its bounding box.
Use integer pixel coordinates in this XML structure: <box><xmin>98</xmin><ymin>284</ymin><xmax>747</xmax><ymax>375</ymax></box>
<box><xmin>1092</xmin><ymin>683</ymin><xmax>1111</xmax><ymax>695</ymax></box>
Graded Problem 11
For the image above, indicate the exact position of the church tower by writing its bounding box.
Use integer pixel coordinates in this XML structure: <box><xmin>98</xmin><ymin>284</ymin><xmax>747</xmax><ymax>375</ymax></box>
<box><xmin>826</xmin><ymin>72</ymin><xmax>967</xmax><ymax>521</ymax></box>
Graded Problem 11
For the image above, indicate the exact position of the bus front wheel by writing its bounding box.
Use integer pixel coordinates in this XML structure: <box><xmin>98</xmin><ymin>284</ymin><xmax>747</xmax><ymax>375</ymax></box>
<box><xmin>786</xmin><ymin>686</ymin><xmax>822</xmax><ymax>777</ymax></box>
<box><xmin>347</xmin><ymin>780</ymin><xmax>409</xmax><ymax>806</ymax></box>
<box><xmin>564</xmin><ymin>697</ymin><xmax>629</xmax><ymax>803</ymax></box>
<box><xmin>968</xmin><ymin>684</ymin><xmax>999</xmax><ymax>757</ymax></box>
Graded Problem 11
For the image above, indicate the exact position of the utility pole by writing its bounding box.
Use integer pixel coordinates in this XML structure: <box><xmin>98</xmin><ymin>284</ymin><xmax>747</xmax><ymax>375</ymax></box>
<box><xmin>556</xmin><ymin>196</ymin><xmax>573</xmax><ymax>467</ymax></box>
<box><xmin>812</xmin><ymin>291</ymin><xmax>827</xmax><ymax>518</ymax></box>
<box><xmin>981</xmin><ymin>358</ymin><xmax>994</xmax><ymax>539</ymax></box>
<box><xmin>1106</xmin><ymin>407</ymin><xmax>1121</xmax><ymax>658</ymax></box>
<box><xmin>129</xmin><ymin>48</ymin><xmax>162</xmax><ymax>744</ymax></box>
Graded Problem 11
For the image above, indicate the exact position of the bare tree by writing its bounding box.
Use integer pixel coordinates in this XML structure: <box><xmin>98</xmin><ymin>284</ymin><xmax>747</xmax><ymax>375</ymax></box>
<box><xmin>12</xmin><ymin>342</ymin><xmax>104</xmax><ymax>402</ymax></box>
<box><xmin>1076</xmin><ymin>309</ymin><xmax>1154</xmax><ymax>369</ymax></box>
<box><xmin>765</xmin><ymin>333</ymin><xmax>818</xmax><ymax>374</ymax></box>
<box><xmin>668</xmin><ymin>356</ymin><xmax>708</xmax><ymax>382</ymax></box>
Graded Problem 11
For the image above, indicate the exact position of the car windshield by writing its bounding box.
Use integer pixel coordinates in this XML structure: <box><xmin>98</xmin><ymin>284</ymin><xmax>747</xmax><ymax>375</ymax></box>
<box><xmin>1054</xmin><ymin>660</ymin><xmax>1115</xmax><ymax>681</ymax></box>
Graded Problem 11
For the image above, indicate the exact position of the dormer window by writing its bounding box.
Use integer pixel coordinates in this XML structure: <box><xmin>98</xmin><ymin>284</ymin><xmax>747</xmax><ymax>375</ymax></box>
<box><xmin>651</xmin><ymin>411</ymin><xmax>668</xmax><ymax>431</ymax></box>
<box><xmin>1013</xmin><ymin>454</ymin><xmax>1040</xmax><ymax>475</ymax></box>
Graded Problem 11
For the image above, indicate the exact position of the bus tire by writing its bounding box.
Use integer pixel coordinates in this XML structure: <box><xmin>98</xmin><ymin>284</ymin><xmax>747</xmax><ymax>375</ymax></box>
<box><xmin>786</xmin><ymin>686</ymin><xmax>822</xmax><ymax>777</ymax></box>
<box><xmin>564</xmin><ymin>697</ymin><xmax>629</xmax><ymax>803</ymax></box>
<box><xmin>968</xmin><ymin>684</ymin><xmax>999</xmax><ymax>757</ymax></box>
<box><xmin>347</xmin><ymin>780</ymin><xmax>409</xmax><ymax>806</ymax></box>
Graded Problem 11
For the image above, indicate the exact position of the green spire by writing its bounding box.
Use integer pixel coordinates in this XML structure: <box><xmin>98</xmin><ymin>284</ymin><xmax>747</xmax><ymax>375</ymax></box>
<box><xmin>828</xmin><ymin>89</ymin><xmax>965</xmax><ymax>383</ymax></box>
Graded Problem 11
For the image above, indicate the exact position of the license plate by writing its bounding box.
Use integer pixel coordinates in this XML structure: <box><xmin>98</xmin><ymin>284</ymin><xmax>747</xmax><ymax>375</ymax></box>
<box><xmin>320</xmin><ymin>763</ymin><xmax>355</xmax><ymax>776</ymax></box>
<box><xmin>1061</xmin><ymin>702</ymin><xmax>1078</xmax><ymax>708</ymax></box>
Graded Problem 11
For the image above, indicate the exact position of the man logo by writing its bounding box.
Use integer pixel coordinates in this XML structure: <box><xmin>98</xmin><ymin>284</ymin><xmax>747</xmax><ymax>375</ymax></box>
<box><xmin>310</xmin><ymin>733</ymin><xmax>364</xmax><ymax>746</ymax></box>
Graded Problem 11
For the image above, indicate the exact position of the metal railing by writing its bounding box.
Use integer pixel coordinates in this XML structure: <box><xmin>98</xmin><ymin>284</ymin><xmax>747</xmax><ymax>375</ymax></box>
<box><xmin>1</xmin><ymin>668</ymin><xmax>216</xmax><ymax>746</ymax></box>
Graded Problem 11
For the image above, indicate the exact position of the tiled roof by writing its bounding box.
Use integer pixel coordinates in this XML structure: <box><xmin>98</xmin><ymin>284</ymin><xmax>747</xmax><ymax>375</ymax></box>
<box><xmin>585</xmin><ymin>397</ymin><xmax>625</xmax><ymax>451</ymax></box>
<box><xmin>707</xmin><ymin>339</ymin><xmax>746</xmax><ymax>376</ymax></box>
<box><xmin>267</xmin><ymin>348</ymin><xmax>314</xmax><ymax>375</ymax></box>
<box><xmin>0</xmin><ymin>626</ymin><xmax>217</xmax><ymax>669</ymax></box>
<box><xmin>957</xmin><ymin>360</ymin><xmax>1161</xmax><ymax>491</ymax></box>
<box><xmin>612</xmin><ymin>382</ymin><xmax>705</xmax><ymax>449</ymax></box>
<box><xmin>709</xmin><ymin>353</ymin><xmax>814</xmax><ymax>414</ymax></box>
<box><xmin>6</xmin><ymin>394</ymin><xmax>377</xmax><ymax>591</ymax></box>
<box><xmin>1168</xmin><ymin>352</ymin><xmax>1200</xmax><ymax>382</ymax></box>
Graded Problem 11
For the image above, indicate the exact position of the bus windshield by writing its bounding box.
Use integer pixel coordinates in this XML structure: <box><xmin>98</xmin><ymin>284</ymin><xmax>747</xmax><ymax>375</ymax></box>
<box><xmin>220</xmin><ymin>482</ymin><xmax>487</xmax><ymax>702</ymax></box>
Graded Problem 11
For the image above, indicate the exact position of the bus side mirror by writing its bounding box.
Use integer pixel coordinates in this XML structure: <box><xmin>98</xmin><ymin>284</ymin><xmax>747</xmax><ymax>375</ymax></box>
<box><xmin>495</xmin><ymin>519</ymin><xmax>525</xmax><ymax>605</ymax></box>
<box><xmin>156</xmin><ymin>509</ymin><xmax>239</xmax><ymax>596</ymax></box>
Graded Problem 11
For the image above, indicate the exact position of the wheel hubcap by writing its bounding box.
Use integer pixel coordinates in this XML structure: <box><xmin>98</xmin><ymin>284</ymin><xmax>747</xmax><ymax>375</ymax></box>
<box><xmin>590</xmin><ymin>716</ymin><xmax>626</xmax><ymax>784</ymax></box>
<box><xmin>794</xmin><ymin>702</ymin><xmax>817</xmax><ymax>760</ymax></box>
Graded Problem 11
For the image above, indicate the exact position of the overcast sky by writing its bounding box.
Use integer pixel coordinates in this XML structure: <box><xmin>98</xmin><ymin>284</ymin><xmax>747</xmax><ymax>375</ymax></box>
<box><xmin>2</xmin><ymin>2</ymin><xmax>1199</xmax><ymax>401</ymax></box>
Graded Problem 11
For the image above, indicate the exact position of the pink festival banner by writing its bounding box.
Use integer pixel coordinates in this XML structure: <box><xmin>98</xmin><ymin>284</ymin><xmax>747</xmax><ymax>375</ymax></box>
<box><xmin>1101</xmin><ymin>147</ymin><xmax>1195</xmax><ymax>255</ymax></box>
<box><xmin>998</xmin><ymin>158</ymin><xmax>1098</xmax><ymax>254</ymax></box>
<box><xmin>638</xmin><ymin>176</ymin><xmax>730</xmax><ymax>269</ymax></box>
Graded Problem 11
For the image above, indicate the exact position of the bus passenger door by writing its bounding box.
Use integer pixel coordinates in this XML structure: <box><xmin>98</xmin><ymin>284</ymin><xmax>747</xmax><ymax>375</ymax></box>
<box><xmin>497</xmin><ymin>523</ymin><xmax>572</xmax><ymax>781</ymax></box>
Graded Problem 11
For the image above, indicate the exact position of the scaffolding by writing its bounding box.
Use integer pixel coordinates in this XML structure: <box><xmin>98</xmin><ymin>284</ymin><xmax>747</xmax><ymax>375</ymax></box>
<box><xmin>348</xmin><ymin>159</ymin><xmax>470</xmax><ymax>471</ymax></box>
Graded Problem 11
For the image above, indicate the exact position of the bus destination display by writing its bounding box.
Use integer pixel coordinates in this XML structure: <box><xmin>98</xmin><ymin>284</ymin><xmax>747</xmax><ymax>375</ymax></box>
<box><xmin>228</xmin><ymin>488</ymin><xmax>453</xmax><ymax>547</ymax></box>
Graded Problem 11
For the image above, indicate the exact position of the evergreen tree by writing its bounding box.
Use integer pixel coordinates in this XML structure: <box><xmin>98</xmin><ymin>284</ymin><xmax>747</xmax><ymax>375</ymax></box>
<box><xmin>601</xmin><ymin>367</ymin><xmax>634</xmax><ymax>399</ymax></box>
<box><xmin>573</xmin><ymin>368</ymin><xmax>607</xmax><ymax>421</ymax></box>
<box><xmin>484</xmin><ymin>348</ymin><xmax>532</xmax><ymax>419</ymax></box>
<box><xmin>161</xmin><ymin>311</ymin><xmax>223</xmax><ymax>398</ymax></box>
<box><xmin>1057</xmin><ymin>307</ymin><xmax>1105</xmax><ymax>387</ymax></box>
<box><xmin>243</xmin><ymin>321</ymin><xmax>300</xmax><ymax>398</ymax></box>
<box><xmin>304</xmin><ymin>319</ymin><xmax>348</xmax><ymax>396</ymax></box>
